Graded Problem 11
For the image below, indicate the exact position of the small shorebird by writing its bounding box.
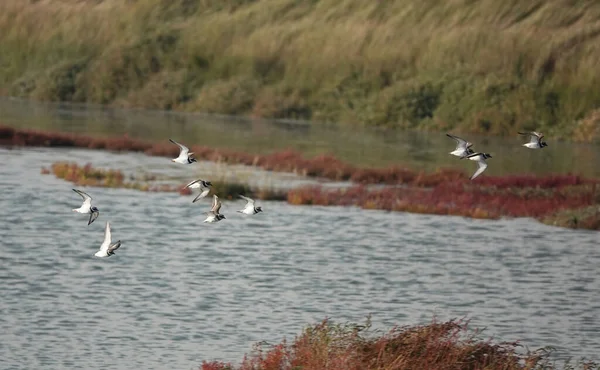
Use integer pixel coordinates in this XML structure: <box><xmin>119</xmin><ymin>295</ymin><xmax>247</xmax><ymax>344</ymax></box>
<box><xmin>446</xmin><ymin>133</ymin><xmax>475</xmax><ymax>158</ymax></box>
<box><xmin>462</xmin><ymin>152</ymin><xmax>492</xmax><ymax>180</ymax></box>
<box><xmin>94</xmin><ymin>221</ymin><xmax>121</xmax><ymax>258</ymax></box>
<box><xmin>237</xmin><ymin>195</ymin><xmax>263</xmax><ymax>215</ymax></box>
<box><xmin>518</xmin><ymin>131</ymin><xmax>548</xmax><ymax>149</ymax></box>
<box><xmin>203</xmin><ymin>195</ymin><xmax>226</xmax><ymax>223</ymax></box>
<box><xmin>169</xmin><ymin>139</ymin><xmax>197</xmax><ymax>164</ymax></box>
<box><xmin>184</xmin><ymin>178</ymin><xmax>212</xmax><ymax>203</ymax></box>
<box><xmin>72</xmin><ymin>189</ymin><xmax>100</xmax><ymax>225</ymax></box>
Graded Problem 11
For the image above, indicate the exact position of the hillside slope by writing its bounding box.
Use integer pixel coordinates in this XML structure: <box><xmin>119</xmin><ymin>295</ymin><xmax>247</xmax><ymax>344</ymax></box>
<box><xmin>1</xmin><ymin>0</ymin><xmax>599</xmax><ymax>141</ymax></box>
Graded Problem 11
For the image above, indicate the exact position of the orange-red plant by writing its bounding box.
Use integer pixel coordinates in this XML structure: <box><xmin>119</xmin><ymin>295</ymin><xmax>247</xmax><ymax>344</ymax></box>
<box><xmin>200</xmin><ymin>318</ymin><xmax>598</xmax><ymax>370</ymax></box>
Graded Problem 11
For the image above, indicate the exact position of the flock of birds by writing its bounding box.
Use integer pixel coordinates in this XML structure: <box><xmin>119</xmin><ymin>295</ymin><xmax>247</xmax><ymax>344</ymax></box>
<box><xmin>447</xmin><ymin>130</ymin><xmax>548</xmax><ymax>180</ymax></box>
<box><xmin>71</xmin><ymin>132</ymin><xmax>547</xmax><ymax>257</ymax></box>
<box><xmin>71</xmin><ymin>139</ymin><xmax>262</xmax><ymax>258</ymax></box>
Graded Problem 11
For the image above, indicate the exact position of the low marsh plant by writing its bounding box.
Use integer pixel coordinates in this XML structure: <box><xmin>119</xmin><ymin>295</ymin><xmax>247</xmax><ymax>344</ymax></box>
<box><xmin>199</xmin><ymin>318</ymin><xmax>599</xmax><ymax>370</ymax></box>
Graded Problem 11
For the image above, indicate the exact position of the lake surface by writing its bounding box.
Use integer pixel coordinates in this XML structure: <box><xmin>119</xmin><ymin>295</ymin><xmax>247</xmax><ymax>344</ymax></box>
<box><xmin>2</xmin><ymin>97</ymin><xmax>600</xmax><ymax>178</ymax></box>
<box><xmin>1</xmin><ymin>145</ymin><xmax>600</xmax><ymax>370</ymax></box>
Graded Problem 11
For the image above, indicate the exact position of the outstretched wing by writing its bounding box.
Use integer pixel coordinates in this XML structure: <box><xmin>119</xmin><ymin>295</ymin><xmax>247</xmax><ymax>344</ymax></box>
<box><xmin>193</xmin><ymin>189</ymin><xmax>210</xmax><ymax>203</ymax></box>
<box><xmin>518</xmin><ymin>131</ymin><xmax>543</xmax><ymax>144</ymax></box>
<box><xmin>210</xmin><ymin>195</ymin><xmax>222</xmax><ymax>214</ymax></box>
<box><xmin>470</xmin><ymin>160</ymin><xmax>488</xmax><ymax>180</ymax></box>
<box><xmin>73</xmin><ymin>188</ymin><xmax>92</xmax><ymax>207</ymax></box>
<box><xmin>169</xmin><ymin>139</ymin><xmax>190</xmax><ymax>156</ymax></box>
<box><xmin>185</xmin><ymin>178</ymin><xmax>203</xmax><ymax>189</ymax></box>
<box><xmin>238</xmin><ymin>194</ymin><xmax>255</xmax><ymax>205</ymax></box>
<box><xmin>99</xmin><ymin>221</ymin><xmax>111</xmax><ymax>252</ymax></box>
<box><xmin>88</xmin><ymin>210</ymin><xmax>99</xmax><ymax>225</ymax></box>
<box><xmin>446</xmin><ymin>133</ymin><xmax>472</xmax><ymax>149</ymax></box>
<box><xmin>108</xmin><ymin>241</ymin><xmax>121</xmax><ymax>254</ymax></box>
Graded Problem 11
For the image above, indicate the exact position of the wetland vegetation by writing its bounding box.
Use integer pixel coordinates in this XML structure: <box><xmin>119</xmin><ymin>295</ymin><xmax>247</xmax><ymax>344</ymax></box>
<box><xmin>199</xmin><ymin>318</ymin><xmax>599</xmax><ymax>370</ymax></box>
<box><xmin>1</xmin><ymin>1</ymin><xmax>600</xmax><ymax>141</ymax></box>
<box><xmin>5</xmin><ymin>125</ymin><xmax>598</xmax><ymax>231</ymax></box>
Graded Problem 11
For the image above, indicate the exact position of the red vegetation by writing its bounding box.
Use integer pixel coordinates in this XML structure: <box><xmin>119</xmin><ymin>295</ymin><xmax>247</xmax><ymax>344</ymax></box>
<box><xmin>0</xmin><ymin>125</ymin><xmax>521</xmax><ymax>186</ymax></box>
<box><xmin>199</xmin><ymin>318</ymin><xmax>598</xmax><ymax>370</ymax></box>
<box><xmin>288</xmin><ymin>181</ymin><xmax>600</xmax><ymax>224</ymax></box>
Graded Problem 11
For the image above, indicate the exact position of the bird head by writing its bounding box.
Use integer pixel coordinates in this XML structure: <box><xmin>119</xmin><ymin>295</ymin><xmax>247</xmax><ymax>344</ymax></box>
<box><xmin>541</xmin><ymin>142</ymin><xmax>548</xmax><ymax>147</ymax></box>
<box><xmin>484</xmin><ymin>153</ymin><xmax>493</xmax><ymax>159</ymax></box>
<box><xmin>206</xmin><ymin>181</ymin><xmax>213</xmax><ymax>187</ymax></box>
<box><xmin>91</xmin><ymin>206</ymin><xmax>99</xmax><ymax>212</ymax></box>
<box><xmin>256</xmin><ymin>207</ymin><xmax>263</xmax><ymax>213</ymax></box>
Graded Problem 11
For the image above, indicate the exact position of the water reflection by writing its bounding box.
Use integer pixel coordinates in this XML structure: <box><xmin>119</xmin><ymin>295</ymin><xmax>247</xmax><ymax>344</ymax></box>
<box><xmin>1</xmin><ymin>97</ymin><xmax>599</xmax><ymax>177</ymax></box>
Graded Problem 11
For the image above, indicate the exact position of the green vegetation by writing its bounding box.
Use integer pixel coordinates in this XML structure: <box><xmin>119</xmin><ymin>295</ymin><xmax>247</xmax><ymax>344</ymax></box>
<box><xmin>1</xmin><ymin>1</ymin><xmax>600</xmax><ymax>141</ymax></box>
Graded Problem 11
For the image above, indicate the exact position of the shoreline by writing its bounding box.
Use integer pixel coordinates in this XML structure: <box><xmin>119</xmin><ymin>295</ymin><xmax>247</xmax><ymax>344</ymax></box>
<box><xmin>3</xmin><ymin>124</ymin><xmax>599</xmax><ymax>231</ymax></box>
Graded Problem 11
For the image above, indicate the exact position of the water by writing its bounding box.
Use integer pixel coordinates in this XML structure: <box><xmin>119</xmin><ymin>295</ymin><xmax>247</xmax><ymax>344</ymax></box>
<box><xmin>2</xmin><ymin>97</ymin><xmax>600</xmax><ymax>177</ymax></box>
<box><xmin>1</xmin><ymin>146</ymin><xmax>600</xmax><ymax>370</ymax></box>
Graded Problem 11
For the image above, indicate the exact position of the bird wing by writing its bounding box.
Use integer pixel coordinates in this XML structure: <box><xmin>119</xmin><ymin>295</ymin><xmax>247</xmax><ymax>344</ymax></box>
<box><xmin>88</xmin><ymin>210</ymin><xmax>99</xmax><ymax>225</ymax></box>
<box><xmin>518</xmin><ymin>131</ymin><xmax>542</xmax><ymax>144</ymax></box>
<box><xmin>73</xmin><ymin>188</ymin><xmax>92</xmax><ymax>207</ymax></box>
<box><xmin>108</xmin><ymin>241</ymin><xmax>121</xmax><ymax>254</ymax></box>
<box><xmin>185</xmin><ymin>178</ymin><xmax>203</xmax><ymax>188</ymax></box>
<box><xmin>169</xmin><ymin>139</ymin><xmax>189</xmax><ymax>156</ymax></box>
<box><xmin>209</xmin><ymin>194</ymin><xmax>222</xmax><ymax>214</ymax></box>
<box><xmin>446</xmin><ymin>133</ymin><xmax>471</xmax><ymax>149</ymax></box>
<box><xmin>192</xmin><ymin>189</ymin><xmax>210</xmax><ymax>203</ymax></box>
<box><xmin>100</xmin><ymin>222</ymin><xmax>111</xmax><ymax>252</ymax></box>
<box><xmin>470</xmin><ymin>160</ymin><xmax>488</xmax><ymax>180</ymax></box>
<box><xmin>238</xmin><ymin>194</ymin><xmax>255</xmax><ymax>205</ymax></box>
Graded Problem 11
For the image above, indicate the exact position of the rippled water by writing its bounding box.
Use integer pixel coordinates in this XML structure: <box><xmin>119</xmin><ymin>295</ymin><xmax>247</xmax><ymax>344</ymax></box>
<box><xmin>1</xmin><ymin>146</ymin><xmax>600</xmax><ymax>369</ymax></box>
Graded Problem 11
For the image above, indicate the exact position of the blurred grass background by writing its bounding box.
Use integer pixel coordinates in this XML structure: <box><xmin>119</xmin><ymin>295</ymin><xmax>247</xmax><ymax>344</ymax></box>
<box><xmin>1</xmin><ymin>0</ymin><xmax>599</xmax><ymax>141</ymax></box>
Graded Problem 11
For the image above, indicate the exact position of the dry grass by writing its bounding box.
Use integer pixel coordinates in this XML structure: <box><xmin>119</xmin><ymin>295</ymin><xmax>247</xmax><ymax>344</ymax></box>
<box><xmin>2</xmin><ymin>1</ymin><xmax>600</xmax><ymax>140</ymax></box>
<box><xmin>199</xmin><ymin>318</ymin><xmax>599</xmax><ymax>370</ymax></box>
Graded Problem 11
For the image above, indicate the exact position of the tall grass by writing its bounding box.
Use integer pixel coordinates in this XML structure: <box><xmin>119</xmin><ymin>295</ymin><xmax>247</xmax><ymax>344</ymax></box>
<box><xmin>1</xmin><ymin>1</ymin><xmax>600</xmax><ymax>141</ymax></box>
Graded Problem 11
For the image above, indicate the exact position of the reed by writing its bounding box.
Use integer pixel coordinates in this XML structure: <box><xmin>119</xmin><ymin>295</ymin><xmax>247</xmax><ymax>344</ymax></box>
<box><xmin>2</xmin><ymin>1</ymin><xmax>600</xmax><ymax>141</ymax></box>
<box><xmin>199</xmin><ymin>318</ymin><xmax>598</xmax><ymax>370</ymax></box>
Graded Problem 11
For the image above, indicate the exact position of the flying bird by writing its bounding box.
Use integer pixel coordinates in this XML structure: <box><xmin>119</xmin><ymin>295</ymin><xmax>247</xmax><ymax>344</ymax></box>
<box><xmin>203</xmin><ymin>195</ymin><xmax>226</xmax><ymax>223</ymax></box>
<box><xmin>169</xmin><ymin>139</ymin><xmax>197</xmax><ymax>164</ymax></box>
<box><xmin>184</xmin><ymin>178</ymin><xmax>212</xmax><ymax>203</ymax></box>
<box><xmin>446</xmin><ymin>133</ymin><xmax>475</xmax><ymax>158</ymax></box>
<box><xmin>462</xmin><ymin>152</ymin><xmax>492</xmax><ymax>180</ymax></box>
<box><xmin>72</xmin><ymin>189</ymin><xmax>100</xmax><ymax>225</ymax></box>
<box><xmin>94</xmin><ymin>221</ymin><xmax>121</xmax><ymax>258</ymax></box>
<box><xmin>237</xmin><ymin>195</ymin><xmax>263</xmax><ymax>215</ymax></box>
<box><xmin>518</xmin><ymin>131</ymin><xmax>548</xmax><ymax>149</ymax></box>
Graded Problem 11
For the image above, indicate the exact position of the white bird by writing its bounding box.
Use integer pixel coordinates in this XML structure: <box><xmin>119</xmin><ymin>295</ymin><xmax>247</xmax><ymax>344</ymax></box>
<box><xmin>94</xmin><ymin>221</ymin><xmax>121</xmax><ymax>258</ymax></box>
<box><xmin>72</xmin><ymin>189</ymin><xmax>99</xmax><ymax>225</ymax></box>
<box><xmin>203</xmin><ymin>195</ymin><xmax>226</xmax><ymax>223</ymax></box>
<box><xmin>170</xmin><ymin>139</ymin><xmax>197</xmax><ymax>164</ymax></box>
<box><xmin>446</xmin><ymin>133</ymin><xmax>475</xmax><ymax>158</ymax></box>
<box><xmin>184</xmin><ymin>178</ymin><xmax>212</xmax><ymax>203</ymax></box>
<box><xmin>462</xmin><ymin>152</ymin><xmax>492</xmax><ymax>180</ymax></box>
<box><xmin>518</xmin><ymin>131</ymin><xmax>548</xmax><ymax>149</ymax></box>
<box><xmin>237</xmin><ymin>195</ymin><xmax>263</xmax><ymax>215</ymax></box>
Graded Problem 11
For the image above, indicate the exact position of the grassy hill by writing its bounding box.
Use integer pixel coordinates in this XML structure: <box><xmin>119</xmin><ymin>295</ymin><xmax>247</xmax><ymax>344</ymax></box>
<box><xmin>1</xmin><ymin>0</ymin><xmax>600</xmax><ymax>141</ymax></box>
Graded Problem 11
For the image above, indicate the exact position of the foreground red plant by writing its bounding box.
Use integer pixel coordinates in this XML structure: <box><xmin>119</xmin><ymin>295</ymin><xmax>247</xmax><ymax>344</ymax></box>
<box><xmin>200</xmin><ymin>319</ymin><xmax>598</xmax><ymax>370</ymax></box>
